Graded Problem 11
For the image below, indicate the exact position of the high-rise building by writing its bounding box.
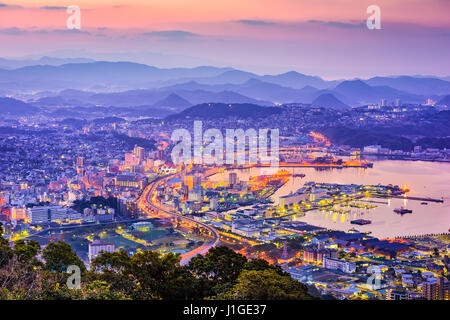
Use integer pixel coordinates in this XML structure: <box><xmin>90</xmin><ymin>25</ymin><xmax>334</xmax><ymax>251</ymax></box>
<box><xmin>125</xmin><ymin>199</ymin><xmax>139</xmax><ymax>219</ymax></box>
<box><xmin>124</xmin><ymin>153</ymin><xmax>139</xmax><ymax>166</ymax></box>
<box><xmin>76</xmin><ymin>157</ymin><xmax>84</xmax><ymax>167</ymax></box>
<box><xmin>76</xmin><ymin>157</ymin><xmax>85</xmax><ymax>175</ymax></box>
<box><xmin>133</xmin><ymin>145</ymin><xmax>145</xmax><ymax>163</ymax></box>
<box><xmin>422</xmin><ymin>277</ymin><xmax>449</xmax><ymax>300</ymax></box>
<box><xmin>229</xmin><ymin>172</ymin><xmax>238</xmax><ymax>188</ymax></box>
<box><xmin>210</xmin><ymin>197</ymin><xmax>219</xmax><ymax>210</ymax></box>
<box><xmin>11</xmin><ymin>207</ymin><xmax>26</xmax><ymax>221</ymax></box>
<box><xmin>303</xmin><ymin>247</ymin><xmax>338</xmax><ymax>263</ymax></box>
<box><xmin>184</xmin><ymin>174</ymin><xmax>201</xmax><ymax>191</ymax></box>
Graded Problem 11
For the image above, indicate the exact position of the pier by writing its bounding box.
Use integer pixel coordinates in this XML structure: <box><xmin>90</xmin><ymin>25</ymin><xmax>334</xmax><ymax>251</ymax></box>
<box><xmin>388</xmin><ymin>195</ymin><xmax>444</xmax><ymax>203</ymax></box>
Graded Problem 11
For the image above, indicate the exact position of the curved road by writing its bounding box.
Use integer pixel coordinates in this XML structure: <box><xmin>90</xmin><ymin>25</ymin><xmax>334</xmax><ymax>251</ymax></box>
<box><xmin>138</xmin><ymin>172</ymin><xmax>220</xmax><ymax>266</ymax></box>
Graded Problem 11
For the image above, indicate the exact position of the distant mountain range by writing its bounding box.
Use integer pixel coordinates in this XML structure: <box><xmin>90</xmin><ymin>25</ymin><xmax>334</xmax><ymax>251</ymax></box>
<box><xmin>0</xmin><ymin>56</ymin><xmax>94</xmax><ymax>69</ymax></box>
<box><xmin>0</xmin><ymin>97</ymin><xmax>39</xmax><ymax>115</ymax></box>
<box><xmin>311</xmin><ymin>93</ymin><xmax>349</xmax><ymax>109</ymax></box>
<box><xmin>438</xmin><ymin>95</ymin><xmax>450</xmax><ymax>106</ymax></box>
<box><xmin>365</xmin><ymin>76</ymin><xmax>450</xmax><ymax>96</ymax></box>
<box><xmin>165</xmin><ymin>103</ymin><xmax>282</xmax><ymax>121</ymax></box>
<box><xmin>0</xmin><ymin>58</ymin><xmax>449</xmax><ymax>111</ymax></box>
<box><xmin>32</xmin><ymin>88</ymin><xmax>272</xmax><ymax>109</ymax></box>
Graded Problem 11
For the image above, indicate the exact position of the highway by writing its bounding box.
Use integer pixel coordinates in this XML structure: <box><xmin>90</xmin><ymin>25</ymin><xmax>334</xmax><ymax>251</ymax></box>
<box><xmin>138</xmin><ymin>171</ymin><xmax>220</xmax><ymax>266</ymax></box>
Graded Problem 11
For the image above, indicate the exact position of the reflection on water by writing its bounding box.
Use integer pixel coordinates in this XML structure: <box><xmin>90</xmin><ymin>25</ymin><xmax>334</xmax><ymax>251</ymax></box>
<box><xmin>211</xmin><ymin>160</ymin><xmax>450</xmax><ymax>238</ymax></box>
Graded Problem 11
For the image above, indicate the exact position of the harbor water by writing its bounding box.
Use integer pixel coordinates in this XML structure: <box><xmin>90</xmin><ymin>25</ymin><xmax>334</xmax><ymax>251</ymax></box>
<box><xmin>211</xmin><ymin>160</ymin><xmax>450</xmax><ymax>238</ymax></box>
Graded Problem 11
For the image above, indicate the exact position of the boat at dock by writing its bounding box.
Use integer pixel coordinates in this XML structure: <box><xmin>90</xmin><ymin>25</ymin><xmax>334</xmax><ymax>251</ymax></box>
<box><xmin>350</xmin><ymin>219</ymin><xmax>372</xmax><ymax>225</ymax></box>
<box><xmin>394</xmin><ymin>207</ymin><xmax>413</xmax><ymax>214</ymax></box>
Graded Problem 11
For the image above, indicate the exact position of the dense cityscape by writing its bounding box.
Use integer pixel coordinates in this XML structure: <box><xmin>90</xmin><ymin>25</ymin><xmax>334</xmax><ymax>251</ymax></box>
<box><xmin>0</xmin><ymin>0</ymin><xmax>449</xmax><ymax>310</ymax></box>
<box><xmin>1</xmin><ymin>95</ymin><xmax>449</xmax><ymax>301</ymax></box>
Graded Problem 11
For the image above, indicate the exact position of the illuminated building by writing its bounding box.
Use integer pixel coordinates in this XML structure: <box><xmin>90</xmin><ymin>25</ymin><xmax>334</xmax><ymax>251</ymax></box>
<box><xmin>149</xmin><ymin>149</ymin><xmax>165</xmax><ymax>160</ymax></box>
<box><xmin>279</xmin><ymin>191</ymin><xmax>306</xmax><ymax>208</ymax></box>
<box><xmin>124</xmin><ymin>153</ymin><xmax>139</xmax><ymax>167</ymax></box>
<box><xmin>422</xmin><ymin>277</ymin><xmax>449</xmax><ymax>300</ymax></box>
<box><xmin>26</xmin><ymin>206</ymin><xmax>79</xmax><ymax>224</ymax></box>
<box><xmin>76</xmin><ymin>157</ymin><xmax>85</xmax><ymax>175</ymax></box>
<box><xmin>11</xmin><ymin>207</ymin><xmax>26</xmax><ymax>221</ymax></box>
<box><xmin>303</xmin><ymin>247</ymin><xmax>338</xmax><ymax>263</ymax></box>
<box><xmin>231</xmin><ymin>224</ymin><xmax>260</xmax><ymax>238</ymax></box>
<box><xmin>145</xmin><ymin>158</ymin><xmax>154</xmax><ymax>168</ymax></box>
<box><xmin>308</xmin><ymin>188</ymin><xmax>327</xmax><ymax>202</ymax></box>
<box><xmin>385</xmin><ymin>289</ymin><xmax>420</xmax><ymax>300</ymax></box>
<box><xmin>133</xmin><ymin>145</ymin><xmax>145</xmax><ymax>163</ymax></box>
<box><xmin>323</xmin><ymin>257</ymin><xmax>356</xmax><ymax>273</ymax></box>
<box><xmin>184</xmin><ymin>174</ymin><xmax>201</xmax><ymax>191</ymax></box>
<box><xmin>115</xmin><ymin>173</ymin><xmax>141</xmax><ymax>189</ymax></box>
<box><xmin>95</xmin><ymin>209</ymin><xmax>115</xmax><ymax>222</ymax></box>
<box><xmin>285</xmin><ymin>265</ymin><xmax>319</xmax><ymax>282</ymax></box>
<box><xmin>363</xmin><ymin>145</ymin><xmax>382</xmax><ymax>154</ymax></box>
<box><xmin>76</xmin><ymin>157</ymin><xmax>84</xmax><ymax>167</ymax></box>
<box><xmin>209</xmin><ymin>197</ymin><xmax>219</xmax><ymax>210</ymax></box>
<box><xmin>125</xmin><ymin>199</ymin><xmax>139</xmax><ymax>219</ymax></box>
<box><xmin>229</xmin><ymin>172</ymin><xmax>237</xmax><ymax>188</ymax></box>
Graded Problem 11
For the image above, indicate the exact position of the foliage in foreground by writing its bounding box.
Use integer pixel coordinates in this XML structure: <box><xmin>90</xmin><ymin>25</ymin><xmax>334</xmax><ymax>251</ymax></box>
<box><xmin>0</xmin><ymin>224</ymin><xmax>312</xmax><ymax>300</ymax></box>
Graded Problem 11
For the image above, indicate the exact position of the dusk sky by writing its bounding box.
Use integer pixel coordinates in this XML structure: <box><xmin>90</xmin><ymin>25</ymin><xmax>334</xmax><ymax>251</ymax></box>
<box><xmin>1</xmin><ymin>0</ymin><xmax>449</xmax><ymax>79</ymax></box>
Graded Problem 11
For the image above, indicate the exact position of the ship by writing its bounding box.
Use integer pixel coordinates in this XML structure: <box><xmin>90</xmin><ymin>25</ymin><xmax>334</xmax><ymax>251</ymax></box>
<box><xmin>350</xmin><ymin>219</ymin><xmax>372</xmax><ymax>225</ymax></box>
<box><xmin>293</xmin><ymin>173</ymin><xmax>306</xmax><ymax>178</ymax></box>
<box><xmin>394</xmin><ymin>207</ymin><xmax>413</xmax><ymax>214</ymax></box>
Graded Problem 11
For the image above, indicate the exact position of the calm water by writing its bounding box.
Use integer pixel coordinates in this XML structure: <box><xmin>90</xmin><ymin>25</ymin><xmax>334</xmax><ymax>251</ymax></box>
<box><xmin>211</xmin><ymin>161</ymin><xmax>450</xmax><ymax>238</ymax></box>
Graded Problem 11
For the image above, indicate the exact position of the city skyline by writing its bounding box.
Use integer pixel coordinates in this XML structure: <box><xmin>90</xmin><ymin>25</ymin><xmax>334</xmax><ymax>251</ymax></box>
<box><xmin>0</xmin><ymin>0</ymin><xmax>449</xmax><ymax>305</ymax></box>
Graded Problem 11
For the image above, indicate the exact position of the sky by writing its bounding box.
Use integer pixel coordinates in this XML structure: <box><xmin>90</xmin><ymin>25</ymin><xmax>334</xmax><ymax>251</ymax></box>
<box><xmin>0</xmin><ymin>0</ymin><xmax>449</xmax><ymax>79</ymax></box>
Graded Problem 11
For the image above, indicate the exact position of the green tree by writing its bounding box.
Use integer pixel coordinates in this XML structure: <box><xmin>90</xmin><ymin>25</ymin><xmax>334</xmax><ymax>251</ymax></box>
<box><xmin>0</xmin><ymin>223</ymin><xmax>13</xmax><ymax>268</ymax></box>
<box><xmin>0</xmin><ymin>256</ymin><xmax>42</xmax><ymax>300</ymax></box>
<box><xmin>219</xmin><ymin>269</ymin><xmax>314</xmax><ymax>300</ymax></box>
<box><xmin>42</xmin><ymin>241</ymin><xmax>86</xmax><ymax>273</ymax></box>
<box><xmin>92</xmin><ymin>249</ymin><xmax>196</xmax><ymax>300</ymax></box>
<box><xmin>187</xmin><ymin>246</ymin><xmax>248</xmax><ymax>296</ymax></box>
<box><xmin>129</xmin><ymin>250</ymin><xmax>192</xmax><ymax>299</ymax></box>
<box><xmin>90</xmin><ymin>250</ymin><xmax>135</xmax><ymax>296</ymax></box>
<box><xmin>243</xmin><ymin>258</ymin><xmax>286</xmax><ymax>276</ymax></box>
<box><xmin>13</xmin><ymin>240</ymin><xmax>41</xmax><ymax>265</ymax></box>
<box><xmin>189</xmin><ymin>246</ymin><xmax>247</xmax><ymax>283</ymax></box>
<box><xmin>80</xmin><ymin>280</ymin><xmax>130</xmax><ymax>300</ymax></box>
<box><xmin>39</xmin><ymin>271</ymin><xmax>80</xmax><ymax>300</ymax></box>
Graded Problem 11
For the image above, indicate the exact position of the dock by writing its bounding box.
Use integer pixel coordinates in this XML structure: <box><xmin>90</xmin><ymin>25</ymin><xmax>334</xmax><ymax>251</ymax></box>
<box><xmin>389</xmin><ymin>195</ymin><xmax>444</xmax><ymax>203</ymax></box>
